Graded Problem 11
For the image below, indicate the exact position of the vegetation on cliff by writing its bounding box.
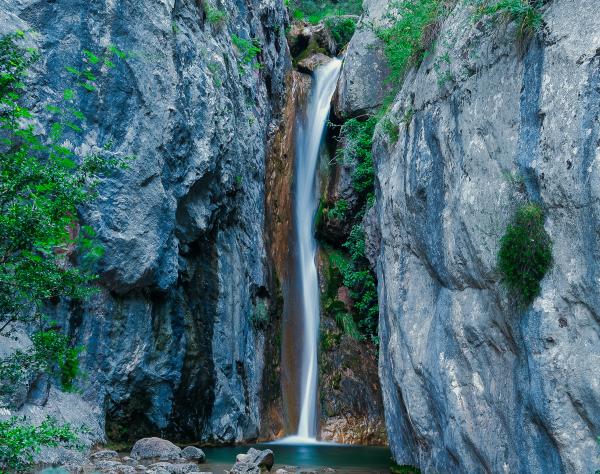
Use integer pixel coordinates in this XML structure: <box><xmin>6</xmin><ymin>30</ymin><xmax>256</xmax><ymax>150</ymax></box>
<box><xmin>287</xmin><ymin>0</ymin><xmax>362</xmax><ymax>24</ymax></box>
<box><xmin>498</xmin><ymin>203</ymin><xmax>552</xmax><ymax>304</ymax></box>
<box><xmin>0</xmin><ymin>31</ymin><xmax>127</xmax><ymax>471</ymax></box>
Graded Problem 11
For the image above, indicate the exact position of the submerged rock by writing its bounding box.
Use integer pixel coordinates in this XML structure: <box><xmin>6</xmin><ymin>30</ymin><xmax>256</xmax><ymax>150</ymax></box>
<box><xmin>131</xmin><ymin>438</ymin><xmax>181</xmax><ymax>461</ymax></box>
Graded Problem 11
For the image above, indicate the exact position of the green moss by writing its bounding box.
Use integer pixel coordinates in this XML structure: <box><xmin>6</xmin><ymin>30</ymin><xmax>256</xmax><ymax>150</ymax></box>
<box><xmin>498</xmin><ymin>203</ymin><xmax>552</xmax><ymax>304</ymax></box>
<box><xmin>292</xmin><ymin>37</ymin><xmax>327</xmax><ymax>67</ymax></box>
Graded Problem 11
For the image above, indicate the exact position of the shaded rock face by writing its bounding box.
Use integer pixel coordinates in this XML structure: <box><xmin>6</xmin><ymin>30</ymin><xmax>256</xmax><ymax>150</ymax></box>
<box><xmin>0</xmin><ymin>0</ymin><xmax>290</xmax><ymax>444</ymax></box>
<box><xmin>318</xmin><ymin>315</ymin><xmax>386</xmax><ymax>445</ymax></box>
<box><xmin>332</xmin><ymin>0</ymin><xmax>392</xmax><ymax>120</ymax></box>
<box><xmin>366</xmin><ymin>0</ymin><xmax>600</xmax><ymax>472</ymax></box>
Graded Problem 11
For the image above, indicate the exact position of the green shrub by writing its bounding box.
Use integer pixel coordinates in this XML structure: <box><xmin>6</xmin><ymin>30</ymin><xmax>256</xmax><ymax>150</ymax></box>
<box><xmin>382</xmin><ymin>117</ymin><xmax>400</xmax><ymax>144</ymax></box>
<box><xmin>473</xmin><ymin>0</ymin><xmax>543</xmax><ymax>39</ymax></box>
<box><xmin>321</xmin><ymin>330</ymin><xmax>341</xmax><ymax>351</ymax></box>
<box><xmin>250</xmin><ymin>300</ymin><xmax>269</xmax><ymax>328</ymax></box>
<box><xmin>336</xmin><ymin>117</ymin><xmax>377</xmax><ymax>197</ymax></box>
<box><xmin>377</xmin><ymin>0</ymin><xmax>444</xmax><ymax>84</ymax></box>
<box><xmin>205</xmin><ymin>6</ymin><xmax>228</xmax><ymax>28</ymax></box>
<box><xmin>327</xmin><ymin>199</ymin><xmax>349</xmax><ymax>220</ymax></box>
<box><xmin>335</xmin><ymin>311</ymin><xmax>361</xmax><ymax>340</ymax></box>
<box><xmin>231</xmin><ymin>34</ymin><xmax>262</xmax><ymax>71</ymax></box>
<box><xmin>0</xmin><ymin>32</ymin><xmax>128</xmax><ymax>338</ymax></box>
<box><xmin>498</xmin><ymin>203</ymin><xmax>552</xmax><ymax>304</ymax></box>
<box><xmin>0</xmin><ymin>416</ymin><xmax>79</xmax><ymax>472</ymax></box>
<box><xmin>287</xmin><ymin>0</ymin><xmax>362</xmax><ymax>24</ymax></box>
<box><xmin>0</xmin><ymin>330</ymin><xmax>83</xmax><ymax>400</ymax></box>
<box><xmin>325</xmin><ymin>16</ymin><xmax>357</xmax><ymax>48</ymax></box>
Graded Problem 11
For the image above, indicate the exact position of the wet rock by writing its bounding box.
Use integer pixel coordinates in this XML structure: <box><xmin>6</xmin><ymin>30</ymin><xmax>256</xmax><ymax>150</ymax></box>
<box><xmin>288</xmin><ymin>23</ymin><xmax>336</xmax><ymax>59</ymax></box>
<box><xmin>245</xmin><ymin>448</ymin><xmax>274</xmax><ymax>470</ymax></box>
<box><xmin>131</xmin><ymin>438</ymin><xmax>181</xmax><ymax>461</ymax></box>
<box><xmin>94</xmin><ymin>460</ymin><xmax>126</xmax><ymax>471</ymax></box>
<box><xmin>297</xmin><ymin>53</ymin><xmax>333</xmax><ymax>74</ymax></box>
<box><xmin>90</xmin><ymin>450</ymin><xmax>120</xmax><ymax>461</ymax></box>
<box><xmin>147</xmin><ymin>462</ymin><xmax>199</xmax><ymax>474</ymax></box>
<box><xmin>230</xmin><ymin>448</ymin><xmax>274</xmax><ymax>473</ymax></box>
<box><xmin>229</xmin><ymin>462</ymin><xmax>261</xmax><ymax>474</ymax></box>
<box><xmin>181</xmin><ymin>446</ymin><xmax>205</xmax><ymax>462</ymax></box>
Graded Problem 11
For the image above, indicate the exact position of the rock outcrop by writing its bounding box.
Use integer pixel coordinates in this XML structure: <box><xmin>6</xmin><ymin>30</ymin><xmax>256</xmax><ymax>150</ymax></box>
<box><xmin>0</xmin><ymin>0</ymin><xmax>290</xmax><ymax>444</ymax></box>
<box><xmin>361</xmin><ymin>0</ymin><xmax>600</xmax><ymax>472</ymax></box>
<box><xmin>332</xmin><ymin>0</ymin><xmax>391</xmax><ymax>120</ymax></box>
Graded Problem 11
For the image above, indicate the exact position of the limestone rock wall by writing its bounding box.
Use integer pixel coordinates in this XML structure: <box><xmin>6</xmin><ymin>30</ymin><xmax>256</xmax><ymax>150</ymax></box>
<box><xmin>0</xmin><ymin>0</ymin><xmax>290</xmax><ymax>444</ymax></box>
<box><xmin>365</xmin><ymin>0</ymin><xmax>600</xmax><ymax>471</ymax></box>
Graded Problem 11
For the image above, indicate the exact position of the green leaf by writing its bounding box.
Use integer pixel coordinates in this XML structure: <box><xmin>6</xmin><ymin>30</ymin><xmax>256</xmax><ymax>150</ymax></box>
<box><xmin>63</xmin><ymin>88</ymin><xmax>75</xmax><ymax>100</ymax></box>
<box><xmin>46</xmin><ymin>104</ymin><xmax>62</xmax><ymax>114</ymax></box>
<box><xmin>65</xmin><ymin>121</ymin><xmax>82</xmax><ymax>132</ymax></box>
<box><xmin>83</xmin><ymin>49</ymin><xmax>101</xmax><ymax>64</ymax></box>
<box><xmin>65</xmin><ymin>66</ymin><xmax>80</xmax><ymax>76</ymax></box>
<box><xmin>108</xmin><ymin>44</ymin><xmax>127</xmax><ymax>59</ymax></box>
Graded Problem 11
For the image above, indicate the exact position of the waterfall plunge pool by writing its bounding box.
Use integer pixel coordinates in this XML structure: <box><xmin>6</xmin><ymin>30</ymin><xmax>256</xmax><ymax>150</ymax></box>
<box><xmin>202</xmin><ymin>442</ymin><xmax>393</xmax><ymax>473</ymax></box>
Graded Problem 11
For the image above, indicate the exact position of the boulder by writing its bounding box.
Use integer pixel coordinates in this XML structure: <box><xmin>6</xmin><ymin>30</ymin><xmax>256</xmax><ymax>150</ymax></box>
<box><xmin>244</xmin><ymin>448</ymin><xmax>274</xmax><ymax>470</ymax></box>
<box><xmin>130</xmin><ymin>438</ymin><xmax>182</xmax><ymax>461</ymax></box>
<box><xmin>181</xmin><ymin>446</ymin><xmax>205</xmax><ymax>462</ymax></box>
<box><xmin>229</xmin><ymin>448</ymin><xmax>274</xmax><ymax>473</ymax></box>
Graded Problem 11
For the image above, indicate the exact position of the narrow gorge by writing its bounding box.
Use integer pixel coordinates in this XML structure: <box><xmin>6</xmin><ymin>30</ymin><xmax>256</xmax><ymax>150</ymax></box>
<box><xmin>0</xmin><ymin>0</ymin><xmax>599</xmax><ymax>473</ymax></box>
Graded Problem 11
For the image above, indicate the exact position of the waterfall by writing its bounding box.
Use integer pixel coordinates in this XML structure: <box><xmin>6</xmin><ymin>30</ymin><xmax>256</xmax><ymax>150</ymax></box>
<box><xmin>289</xmin><ymin>58</ymin><xmax>342</xmax><ymax>443</ymax></box>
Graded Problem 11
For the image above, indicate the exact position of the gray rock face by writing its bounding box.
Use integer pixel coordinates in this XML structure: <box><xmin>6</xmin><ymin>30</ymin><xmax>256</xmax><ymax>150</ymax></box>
<box><xmin>0</xmin><ymin>0</ymin><xmax>289</xmax><ymax>445</ymax></box>
<box><xmin>332</xmin><ymin>0</ymin><xmax>392</xmax><ymax>120</ymax></box>
<box><xmin>368</xmin><ymin>0</ymin><xmax>600</xmax><ymax>472</ymax></box>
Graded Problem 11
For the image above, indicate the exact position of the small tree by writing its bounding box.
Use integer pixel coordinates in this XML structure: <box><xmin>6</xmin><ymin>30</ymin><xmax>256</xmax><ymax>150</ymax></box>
<box><xmin>0</xmin><ymin>31</ymin><xmax>127</xmax><ymax>337</ymax></box>
<box><xmin>0</xmin><ymin>416</ymin><xmax>79</xmax><ymax>472</ymax></box>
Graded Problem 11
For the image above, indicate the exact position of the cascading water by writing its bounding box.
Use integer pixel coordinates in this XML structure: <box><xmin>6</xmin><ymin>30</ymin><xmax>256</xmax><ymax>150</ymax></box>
<box><xmin>279</xmin><ymin>58</ymin><xmax>342</xmax><ymax>444</ymax></box>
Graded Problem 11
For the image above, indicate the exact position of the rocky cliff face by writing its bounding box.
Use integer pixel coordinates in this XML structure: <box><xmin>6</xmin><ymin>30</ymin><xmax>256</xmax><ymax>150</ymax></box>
<box><xmin>0</xmin><ymin>0</ymin><xmax>290</xmax><ymax>444</ymax></box>
<box><xmin>350</xmin><ymin>0</ymin><xmax>600</xmax><ymax>471</ymax></box>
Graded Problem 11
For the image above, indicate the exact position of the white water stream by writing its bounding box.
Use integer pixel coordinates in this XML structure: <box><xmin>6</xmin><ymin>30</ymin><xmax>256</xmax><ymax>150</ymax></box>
<box><xmin>280</xmin><ymin>58</ymin><xmax>342</xmax><ymax>444</ymax></box>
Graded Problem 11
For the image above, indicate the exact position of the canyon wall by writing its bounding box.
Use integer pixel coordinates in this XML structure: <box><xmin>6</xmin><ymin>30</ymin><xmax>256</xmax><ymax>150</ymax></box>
<box><xmin>335</xmin><ymin>0</ymin><xmax>600</xmax><ymax>471</ymax></box>
<box><xmin>0</xmin><ymin>0</ymin><xmax>290</xmax><ymax>444</ymax></box>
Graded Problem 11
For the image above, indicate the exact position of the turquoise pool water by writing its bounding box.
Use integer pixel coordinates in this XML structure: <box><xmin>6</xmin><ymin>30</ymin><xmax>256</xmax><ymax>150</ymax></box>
<box><xmin>203</xmin><ymin>442</ymin><xmax>393</xmax><ymax>471</ymax></box>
